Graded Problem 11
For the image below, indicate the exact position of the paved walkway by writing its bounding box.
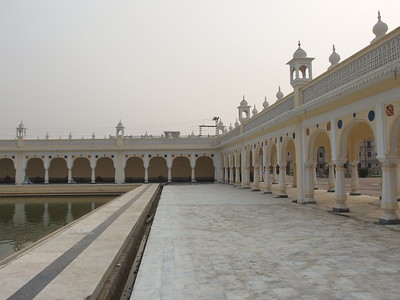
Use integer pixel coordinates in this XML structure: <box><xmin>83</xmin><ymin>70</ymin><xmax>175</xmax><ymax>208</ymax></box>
<box><xmin>131</xmin><ymin>184</ymin><xmax>400</xmax><ymax>300</ymax></box>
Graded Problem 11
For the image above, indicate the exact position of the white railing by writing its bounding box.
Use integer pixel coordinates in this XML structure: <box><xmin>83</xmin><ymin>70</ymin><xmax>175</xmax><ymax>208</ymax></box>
<box><xmin>242</xmin><ymin>95</ymin><xmax>295</xmax><ymax>133</ymax></box>
<box><xmin>302</xmin><ymin>33</ymin><xmax>400</xmax><ymax>104</ymax></box>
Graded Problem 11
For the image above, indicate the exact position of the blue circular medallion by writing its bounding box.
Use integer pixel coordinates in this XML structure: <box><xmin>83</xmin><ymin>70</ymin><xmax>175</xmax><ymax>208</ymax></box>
<box><xmin>337</xmin><ymin>120</ymin><xmax>343</xmax><ymax>129</ymax></box>
<box><xmin>368</xmin><ymin>110</ymin><xmax>375</xmax><ymax>121</ymax></box>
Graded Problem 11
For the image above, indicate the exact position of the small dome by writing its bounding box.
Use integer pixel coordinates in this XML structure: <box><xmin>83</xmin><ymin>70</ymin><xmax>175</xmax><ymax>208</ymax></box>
<box><xmin>263</xmin><ymin>96</ymin><xmax>269</xmax><ymax>109</ymax></box>
<box><xmin>293</xmin><ymin>41</ymin><xmax>307</xmax><ymax>59</ymax></box>
<box><xmin>18</xmin><ymin>121</ymin><xmax>25</xmax><ymax>128</ymax></box>
<box><xmin>240</xmin><ymin>95</ymin><xmax>248</xmax><ymax>106</ymax></box>
<box><xmin>218</xmin><ymin>119</ymin><xmax>224</xmax><ymax>127</ymax></box>
<box><xmin>252</xmin><ymin>105</ymin><xmax>258</xmax><ymax>116</ymax></box>
<box><xmin>229</xmin><ymin>123</ymin><xmax>233</xmax><ymax>131</ymax></box>
<box><xmin>234</xmin><ymin>119</ymin><xmax>240</xmax><ymax>127</ymax></box>
<box><xmin>372</xmin><ymin>11</ymin><xmax>388</xmax><ymax>42</ymax></box>
<box><xmin>117</xmin><ymin>120</ymin><xmax>123</xmax><ymax>127</ymax></box>
<box><xmin>276</xmin><ymin>86</ymin><xmax>284</xmax><ymax>100</ymax></box>
<box><xmin>328</xmin><ymin>45</ymin><xmax>341</xmax><ymax>70</ymax></box>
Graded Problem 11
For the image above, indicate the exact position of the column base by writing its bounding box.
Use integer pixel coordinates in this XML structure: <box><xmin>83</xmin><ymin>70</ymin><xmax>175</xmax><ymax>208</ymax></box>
<box><xmin>241</xmin><ymin>185</ymin><xmax>251</xmax><ymax>189</ymax></box>
<box><xmin>378</xmin><ymin>218</ymin><xmax>400</xmax><ymax>225</ymax></box>
<box><xmin>350</xmin><ymin>192</ymin><xmax>361</xmax><ymax>196</ymax></box>
<box><xmin>263</xmin><ymin>190</ymin><xmax>272</xmax><ymax>194</ymax></box>
<box><xmin>275</xmin><ymin>194</ymin><xmax>288</xmax><ymax>198</ymax></box>
<box><xmin>332</xmin><ymin>207</ymin><xmax>350</xmax><ymax>213</ymax></box>
<box><xmin>303</xmin><ymin>200</ymin><xmax>316</xmax><ymax>204</ymax></box>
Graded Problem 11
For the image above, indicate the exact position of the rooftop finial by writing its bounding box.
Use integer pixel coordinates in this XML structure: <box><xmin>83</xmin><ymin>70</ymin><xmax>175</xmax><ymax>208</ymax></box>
<box><xmin>378</xmin><ymin>10</ymin><xmax>381</xmax><ymax>20</ymax></box>
<box><xmin>298</xmin><ymin>40</ymin><xmax>301</xmax><ymax>48</ymax></box>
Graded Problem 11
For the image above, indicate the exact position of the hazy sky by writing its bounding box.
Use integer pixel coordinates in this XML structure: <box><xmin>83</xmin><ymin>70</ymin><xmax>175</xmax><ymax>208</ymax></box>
<box><xmin>0</xmin><ymin>0</ymin><xmax>398</xmax><ymax>139</ymax></box>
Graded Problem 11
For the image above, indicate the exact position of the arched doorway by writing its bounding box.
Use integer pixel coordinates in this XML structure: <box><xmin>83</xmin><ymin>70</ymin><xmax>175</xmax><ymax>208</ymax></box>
<box><xmin>195</xmin><ymin>156</ymin><xmax>215</xmax><ymax>182</ymax></box>
<box><xmin>125</xmin><ymin>157</ymin><xmax>144</xmax><ymax>183</ymax></box>
<box><xmin>72</xmin><ymin>157</ymin><xmax>91</xmax><ymax>183</ymax></box>
<box><xmin>49</xmin><ymin>158</ymin><xmax>68</xmax><ymax>183</ymax></box>
<box><xmin>148</xmin><ymin>157</ymin><xmax>168</xmax><ymax>182</ymax></box>
<box><xmin>26</xmin><ymin>158</ymin><xmax>45</xmax><ymax>184</ymax></box>
<box><xmin>171</xmin><ymin>156</ymin><xmax>191</xmax><ymax>182</ymax></box>
<box><xmin>0</xmin><ymin>158</ymin><xmax>16</xmax><ymax>184</ymax></box>
<box><xmin>95</xmin><ymin>157</ymin><xmax>115</xmax><ymax>183</ymax></box>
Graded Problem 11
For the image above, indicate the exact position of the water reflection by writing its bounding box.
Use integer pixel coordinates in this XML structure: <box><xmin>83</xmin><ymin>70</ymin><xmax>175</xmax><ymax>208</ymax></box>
<box><xmin>0</xmin><ymin>195</ymin><xmax>115</xmax><ymax>262</ymax></box>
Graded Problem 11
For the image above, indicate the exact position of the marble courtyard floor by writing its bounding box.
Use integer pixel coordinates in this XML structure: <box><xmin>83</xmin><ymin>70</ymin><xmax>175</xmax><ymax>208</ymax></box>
<box><xmin>131</xmin><ymin>184</ymin><xmax>400</xmax><ymax>300</ymax></box>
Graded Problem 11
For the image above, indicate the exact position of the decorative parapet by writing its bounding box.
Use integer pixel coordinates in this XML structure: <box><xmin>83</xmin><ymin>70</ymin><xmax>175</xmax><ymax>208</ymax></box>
<box><xmin>302</xmin><ymin>29</ymin><xmax>400</xmax><ymax>105</ymax></box>
<box><xmin>242</xmin><ymin>95</ymin><xmax>295</xmax><ymax>133</ymax></box>
<box><xmin>218</xmin><ymin>126</ymin><xmax>241</xmax><ymax>144</ymax></box>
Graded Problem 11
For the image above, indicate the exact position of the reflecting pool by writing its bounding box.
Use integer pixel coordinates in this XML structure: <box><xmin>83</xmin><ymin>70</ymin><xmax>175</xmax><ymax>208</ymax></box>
<box><xmin>0</xmin><ymin>195</ymin><xmax>116</xmax><ymax>262</ymax></box>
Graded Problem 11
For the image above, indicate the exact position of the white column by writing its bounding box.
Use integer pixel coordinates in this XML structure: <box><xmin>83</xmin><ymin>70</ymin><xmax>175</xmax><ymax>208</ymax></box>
<box><xmin>397</xmin><ymin>160</ymin><xmax>400</xmax><ymax>200</ymax></box>
<box><xmin>44</xmin><ymin>157</ymin><xmax>50</xmax><ymax>184</ymax></box>
<box><xmin>277</xmin><ymin>161</ymin><xmax>288</xmax><ymax>198</ymax></box>
<box><xmin>304</xmin><ymin>161</ymin><xmax>316</xmax><ymax>204</ymax></box>
<box><xmin>292</xmin><ymin>162</ymin><xmax>297</xmax><ymax>188</ymax></box>
<box><xmin>349</xmin><ymin>161</ymin><xmax>361</xmax><ymax>195</ymax></box>
<box><xmin>327</xmin><ymin>162</ymin><xmax>335</xmax><ymax>192</ymax></box>
<box><xmin>235</xmin><ymin>166</ymin><xmax>241</xmax><ymax>186</ymax></box>
<box><xmin>144</xmin><ymin>168</ymin><xmax>149</xmax><ymax>183</ymax></box>
<box><xmin>190</xmin><ymin>155</ymin><xmax>196</xmax><ymax>183</ymax></box>
<box><xmin>44</xmin><ymin>168</ymin><xmax>49</xmax><ymax>184</ymax></box>
<box><xmin>263</xmin><ymin>162</ymin><xmax>272</xmax><ymax>194</ymax></box>
<box><xmin>333</xmin><ymin>161</ymin><xmax>349</xmax><ymax>212</ymax></box>
<box><xmin>252</xmin><ymin>165</ymin><xmax>260</xmax><ymax>191</ymax></box>
<box><xmin>272</xmin><ymin>164</ymin><xmax>278</xmax><ymax>184</ymax></box>
<box><xmin>91</xmin><ymin>168</ymin><xmax>96</xmax><ymax>184</ymax></box>
<box><xmin>67</xmin><ymin>156</ymin><xmax>73</xmax><ymax>184</ymax></box>
<box><xmin>229</xmin><ymin>167</ymin><xmax>234</xmax><ymax>184</ymax></box>
<box><xmin>313</xmin><ymin>163</ymin><xmax>318</xmax><ymax>190</ymax></box>
<box><xmin>167</xmin><ymin>167</ymin><xmax>171</xmax><ymax>183</ymax></box>
<box><xmin>122</xmin><ymin>167</ymin><xmax>126</xmax><ymax>184</ymax></box>
<box><xmin>144</xmin><ymin>156</ymin><xmax>150</xmax><ymax>183</ymax></box>
<box><xmin>224</xmin><ymin>167</ymin><xmax>229</xmax><ymax>183</ymax></box>
<box><xmin>378</xmin><ymin>159</ymin><xmax>400</xmax><ymax>224</ymax></box>
<box><xmin>90</xmin><ymin>157</ymin><xmax>96</xmax><ymax>184</ymax></box>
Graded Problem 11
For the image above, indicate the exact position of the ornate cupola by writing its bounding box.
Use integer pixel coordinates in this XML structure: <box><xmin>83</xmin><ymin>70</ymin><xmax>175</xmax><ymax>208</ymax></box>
<box><xmin>16</xmin><ymin>121</ymin><xmax>26</xmax><ymax>139</ymax></box>
<box><xmin>286</xmin><ymin>41</ymin><xmax>314</xmax><ymax>88</ymax></box>
<box><xmin>237</xmin><ymin>95</ymin><xmax>251</xmax><ymax>123</ymax></box>
<box><xmin>328</xmin><ymin>45</ymin><xmax>341</xmax><ymax>70</ymax></box>
<box><xmin>116</xmin><ymin>120</ymin><xmax>125</xmax><ymax>138</ymax></box>
<box><xmin>371</xmin><ymin>11</ymin><xmax>388</xmax><ymax>44</ymax></box>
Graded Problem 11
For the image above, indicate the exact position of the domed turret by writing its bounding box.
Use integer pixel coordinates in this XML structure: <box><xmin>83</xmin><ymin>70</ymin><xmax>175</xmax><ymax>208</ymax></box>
<box><xmin>229</xmin><ymin>123</ymin><xmax>233</xmax><ymax>131</ymax></box>
<box><xmin>293</xmin><ymin>41</ymin><xmax>307</xmax><ymax>59</ymax></box>
<box><xmin>16</xmin><ymin>120</ymin><xmax>27</xmax><ymax>139</ymax></box>
<box><xmin>234</xmin><ymin>119</ymin><xmax>240</xmax><ymax>127</ymax></box>
<box><xmin>116</xmin><ymin>119</ymin><xmax>125</xmax><ymax>138</ymax></box>
<box><xmin>237</xmin><ymin>95</ymin><xmax>251</xmax><ymax>123</ymax></box>
<box><xmin>328</xmin><ymin>45</ymin><xmax>341</xmax><ymax>70</ymax></box>
<box><xmin>287</xmin><ymin>42</ymin><xmax>314</xmax><ymax>87</ymax></box>
<box><xmin>252</xmin><ymin>105</ymin><xmax>258</xmax><ymax>116</ymax></box>
<box><xmin>263</xmin><ymin>96</ymin><xmax>269</xmax><ymax>109</ymax></box>
<box><xmin>276</xmin><ymin>86</ymin><xmax>284</xmax><ymax>100</ymax></box>
<box><xmin>371</xmin><ymin>11</ymin><xmax>388</xmax><ymax>44</ymax></box>
<box><xmin>240</xmin><ymin>95</ymin><xmax>248</xmax><ymax>106</ymax></box>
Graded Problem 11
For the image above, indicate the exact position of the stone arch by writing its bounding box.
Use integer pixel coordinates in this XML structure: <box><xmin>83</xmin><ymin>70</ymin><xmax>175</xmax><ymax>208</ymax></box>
<box><xmin>195</xmin><ymin>156</ymin><xmax>215</xmax><ymax>182</ymax></box>
<box><xmin>148</xmin><ymin>156</ymin><xmax>168</xmax><ymax>182</ymax></box>
<box><xmin>72</xmin><ymin>157</ymin><xmax>91</xmax><ymax>183</ymax></box>
<box><xmin>49</xmin><ymin>158</ymin><xmax>68</xmax><ymax>183</ymax></box>
<box><xmin>95</xmin><ymin>157</ymin><xmax>115</xmax><ymax>183</ymax></box>
<box><xmin>26</xmin><ymin>158</ymin><xmax>45</xmax><ymax>183</ymax></box>
<box><xmin>72</xmin><ymin>157</ymin><xmax>92</xmax><ymax>183</ymax></box>
<box><xmin>0</xmin><ymin>158</ymin><xmax>16</xmax><ymax>184</ymax></box>
<box><xmin>172</xmin><ymin>156</ymin><xmax>191</xmax><ymax>182</ymax></box>
<box><xmin>308</xmin><ymin>130</ymin><xmax>332</xmax><ymax>162</ymax></box>
<box><xmin>125</xmin><ymin>157</ymin><xmax>145</xmax><ymax>183</ymax></box>
<box><xmin>338</xmin><ymin>120</ymin><xmax>375</xmax><ymax>162</ymax></box>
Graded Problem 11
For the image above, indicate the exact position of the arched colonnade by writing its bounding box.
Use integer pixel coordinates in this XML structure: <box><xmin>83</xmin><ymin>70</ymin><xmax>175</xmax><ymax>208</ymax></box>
<box><xmin>221</xmin><ymin>105</ymin><xmax>400</xmax><ymax>224</ymax></box>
